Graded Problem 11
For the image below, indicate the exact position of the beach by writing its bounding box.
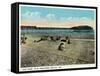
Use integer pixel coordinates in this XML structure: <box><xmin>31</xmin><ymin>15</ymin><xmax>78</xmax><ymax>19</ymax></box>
<box><xmin>21</xmin><ymin>34</ymin><xmax>95</xmax><ymax>67</ymax></box>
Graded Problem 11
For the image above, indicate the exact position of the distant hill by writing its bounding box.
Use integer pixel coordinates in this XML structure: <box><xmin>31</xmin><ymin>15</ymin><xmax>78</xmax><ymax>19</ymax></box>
<box><xmin>21</xmin><ymin>25</ymin><xmax>94</xmax><ymax>31</ymax></box>
<box><xmin>70</xmin><ymin>25</ymin><xmax>93</xmax><ymax>31</ymax></box>
<box><xmin>21</xmin><ymin>26</ymin><xmax>70</xmax><ymax>29</ymax></box>
<box><xmin>21</xmin><ymin>26</ymin><xmax>37</xmax><ymax>29</ymax></box>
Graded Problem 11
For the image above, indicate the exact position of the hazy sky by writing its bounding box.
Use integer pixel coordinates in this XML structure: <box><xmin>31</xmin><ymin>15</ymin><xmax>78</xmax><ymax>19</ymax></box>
<box><xmin>20</xmin><ymin>5</ymin><xmax>96</xmax><ymax>28</ymax></box>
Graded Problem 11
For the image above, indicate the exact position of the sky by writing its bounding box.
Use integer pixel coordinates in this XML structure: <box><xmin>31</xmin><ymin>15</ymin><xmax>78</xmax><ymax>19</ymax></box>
<box><xmin>20</xmin><ymin>5</ymin><xmax>96</xmax><ymax>28</ymax></box>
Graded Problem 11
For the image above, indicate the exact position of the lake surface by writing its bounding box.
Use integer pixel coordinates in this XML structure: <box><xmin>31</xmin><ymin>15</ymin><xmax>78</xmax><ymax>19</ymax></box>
<box><xmin>21</xmin><ymin>28</ymin><xmax>94</xmax><ymax>39</ymax></box>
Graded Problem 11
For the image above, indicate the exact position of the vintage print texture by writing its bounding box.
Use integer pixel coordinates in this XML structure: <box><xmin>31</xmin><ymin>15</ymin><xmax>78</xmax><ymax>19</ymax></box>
<box><xmin>20</xmin><ymin>5</ymin><xmax>96</xmax><ymax>69</ymax></box>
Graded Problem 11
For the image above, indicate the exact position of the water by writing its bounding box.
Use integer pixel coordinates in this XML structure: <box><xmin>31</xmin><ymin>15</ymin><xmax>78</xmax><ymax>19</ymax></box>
<box><xmin>21</xmin><ymin>28</ymin><xmax>94</xmax><ymax>39</ymax></box>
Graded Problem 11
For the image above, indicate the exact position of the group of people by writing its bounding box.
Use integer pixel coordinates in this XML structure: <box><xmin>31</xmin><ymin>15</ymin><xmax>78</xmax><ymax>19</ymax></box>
<box><xmin>34</xmin><ymin>35</ymin><xmax>71</xmax><ymax>51</ymax></box>
<box><xmin>21</xmin><ymin>34</ymin><xmax>27</xmax><ymax>44</ymax></box>
<box><xmin>21</xmin><ymin>34</ymin><xmax>71</xmax><ymax>51</ymax></box>
<box><xmin>58</xmin><ymin>36</ymin><xmax>71</xmax><ymax>51</ymax></box>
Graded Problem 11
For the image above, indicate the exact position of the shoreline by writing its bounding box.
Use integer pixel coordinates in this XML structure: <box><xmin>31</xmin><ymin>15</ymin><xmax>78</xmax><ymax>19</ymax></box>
<box><xmin>71</xmin><ymin>38</ymin><xmax>95</xmax><ymax>41</ymax></box>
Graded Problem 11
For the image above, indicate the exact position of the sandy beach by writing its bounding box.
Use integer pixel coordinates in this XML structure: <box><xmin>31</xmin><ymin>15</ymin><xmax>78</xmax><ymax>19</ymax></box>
<box><xmin>21</xmin><ymin>34</ymin><xmax>95</xmax><ymax>67</ymax></box>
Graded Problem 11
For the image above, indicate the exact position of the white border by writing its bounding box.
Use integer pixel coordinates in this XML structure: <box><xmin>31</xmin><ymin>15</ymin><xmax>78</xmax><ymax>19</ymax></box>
<box><xmin>20</xmin><ymin>64</ymin><xmax>96</xmax><ymax>71</ymax></box>
<box><xmin>20</xmin><ymin>4</ymin><xmax>96</xmax><ymax>11</ymax></box>
<box><xmin>19</xmin><ymin>4</ymin><xmax>96</xmax><ymax>72</ymax></box>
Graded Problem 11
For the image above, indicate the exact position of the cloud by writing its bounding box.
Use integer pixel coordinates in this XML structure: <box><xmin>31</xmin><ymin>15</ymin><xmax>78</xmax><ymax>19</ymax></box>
<box><xmin>22</xmin><ymin>12</ymin><xmax>57</xmax><ymax>22</ymax></box>
<box><xmin>22</xmin><ymin>11</ymin><xmax>92</xmax><ymax>23</ymax></box>
<box><xmin>45</xmin><ymin>13</ymin><xmax>56</xmax><ymax>22</ymax></box>
<box><xmin>60</xmin><ymin>17</ymin><xmax>92</xmax><ymax>22</ymax></box>
<box><xmin>21</xmin><ymin>11</ymin><xmax>41</xmax><ymax>21</ymax></box>
<box><xmin>46</xmin><ymin>14</ymin><xmax>55</xmax><ymax>19</ymax></box>
<box><xmin>22</xmin><ymin>11</ymin><xmax>41</xmax><ymax>17</ymax></box>
<box><xmin>80</xmin><ymin>17</ymin><xmax>91</xmax><ymax>21</ymax></box>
